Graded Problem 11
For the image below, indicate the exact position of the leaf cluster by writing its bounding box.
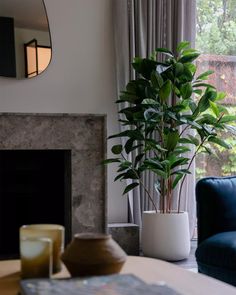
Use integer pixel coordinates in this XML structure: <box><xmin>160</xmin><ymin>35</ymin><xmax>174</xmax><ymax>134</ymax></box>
<box><xmin>103</xmin><ymin>41</ymin><xmax>236</xmax><ymax>212</ymax></box>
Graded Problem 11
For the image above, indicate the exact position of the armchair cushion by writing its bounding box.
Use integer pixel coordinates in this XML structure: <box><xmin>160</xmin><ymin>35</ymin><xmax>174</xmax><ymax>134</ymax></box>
<box><xmin>196</xmin><ymin>231</ymin><xmax>236</xmax><ymax>270</ymax></box>
<box><xmin>195</xmin><ymin>176</ymin><xmax>236</xmax><ymax>286</ymax></box>
<box><xmin>196</xmin><ymin>176</ymin><xmax>236</xmax><ymax>244</ymax></box>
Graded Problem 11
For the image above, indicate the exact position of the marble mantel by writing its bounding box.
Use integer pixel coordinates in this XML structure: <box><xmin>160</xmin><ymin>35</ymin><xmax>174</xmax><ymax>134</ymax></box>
<box><xmin>0</xmin><ymin>113</ymin><xmax>107</xmax><ymax>236</ymax></box>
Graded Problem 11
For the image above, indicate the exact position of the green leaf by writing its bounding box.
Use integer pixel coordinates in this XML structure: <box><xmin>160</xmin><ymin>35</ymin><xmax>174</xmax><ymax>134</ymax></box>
<box><xmin>187</xmin><ymin>120</ymin><xmax>202</xmax><ymax>129</ymax></box>
<box><xmin>109</xmin><ymin>129</ymin><xmax>144</xmax><ymax>141</ymax></box>
<box><xmin>117</xmin><ymin>161</ymin><xmax>132</xmax><ymax>172</ymax></box>
<box><xmin>215</xmin><ymin>92</ymin><xmax>226</xmax><ymax>101</ymax></box>
<box><xmin>123</xmin><ymin>169</ymin><xmax>139</xmax><ymax>179</ymax></box>
<box><xmin>111</xmin><ymin>144</ymin><xmax>123</xmax><ymax>155</ymax></box>
<box><xmin>209</xmin><ymin>101</ymin><xmax>219</xmax><ymax>117</ymax></box>
<box><xmin>172</xmin><ymin>168</ymin><xmax>191</xmax><ymax>175</ymax></box>
<box><xmin>142</xmin><ymin>98</ymin><xmax>159</xmax><ymax>105</ymax></box>
<box><xmin>119</xmin><ymin>92</ymin><xmax>138</xmax><ymax>103</ymax></box>
<box><xmin>129</xmin><ymin>144</ymin><xmax>143</xmax><ymax>152</ymax></box>
<box><xmin>187</xmin><ymin>135</ymin><xmax>199</xmax><ymax>146</ymax></box>
<box><xmin>151</xmin><ymin>169</ymin><xmax>167</xmax><ymax>178</ymax></box>
<box><xmin>155</xmin><ymin>47</ymin><xmax>174</xmax><ymax>57</ymax></box>
<box><xmin>174</xmin><ymin>62</ymin><xmax>184</xmax><ymax>76</ymax></box>
<box><xmin>198</xmin><ymin>90</ymin><xmax>217</xmax><ymax>113</ymax></box>
<box><xmin>197</xmin><ymin>114</ymin><xmax>217</xmax><ymax>125</ymax></box>
<box><xmin>182</xmin><ymin>49</ymin><xmax>199</xmax><ymax>56</ymax></box>
<box><xmin>165</xmin><ymin>130</ymin><xmax>179</xmax><ymax>151</ymax></box>
<box><xmin>185</xmin><ymin>63</ymin><xmax>197</xmax><ymax>75</ymax></box>
<box><xmin>151</xmin><ymin>71</ymin><xmax>163</xmax><ymax>88</ymax></box>
<box><xmin>218</xmin><ymin>104</ymin><xmax>229</xmax><ymax>114</ymax></box>
<box><xmin>177</xmin><ymin>41</ymin><xmax>190</xmax><ymax>52</ymax></box>
<box><xmin>193</xmin><ymin>83</ymin><xmax>216</xmax><ymax>89</ymax></box>
<box><xmin>144</xmin><ymin>108</ymin><xmax>161</xmax><ymax>121</ymax></box>
<box><xmin>179</xmin><ymin>64</ymin><xmax>193</xmax><ymax>82</ymax></box>
<box><xmin>123</xmin><ymin>182</ymin><xmax>139</xmax><ymax>195</ymax></box>
<box><xmin>128</xmin><ymin>130</ymin><xmax>144</xmax><ymax>140</ymax></box>
<box><xmin>178</xmin><ymin>52</ymin><xmax>200</xmax><ymax>63</ymax></box>
<box><xmin>193</xmin><ymin>89</ymin><xmax>203</xmax><ymax>96</ymax></box>
<box><xmin>196</xmin><ymin>70</ymin><xmax>214</xmax><ymax>80</ymax></box>
<box><xmin>180</xmin><ymin>82</ymin><xmax>193</xmax><ymax>100</ymax></box>
<box><xmin>208</xmin><ymin>137</ymin><xmax>231</xmax><ymax>149</ymax></box>
<box><xmin>179</xmin><ymin>138</ymin><xmax>194</xmax><ymax>144</ymax></box>
<box><xmin>144</xmin><ymin>159</ymin><xmax>162</xmax><ymax>170</ymax></box>
<box><xmin>189</xmin><ymin>101</ymin><xmax>198</xmax><ymax>113</ymax></box>
<box><xmin>220</xmin><ymin>115</ymin><xmax>236</xmax><ymax>123</ymax></box>
<box><xmin>114</xmin><ymin>173</ymin><xmax>126</xmax><ymax>181</ymax></box>
<box><xmin>134</xmin><ymin>154</ymin><xmax>144</xmax><ymax>167</ymax></box>
<box><xmin>102</xmin><ymin>158</ymin><xmax>121</xmax><ymax>164</ymax></box>
<box><xmin>125</xmin><ymin>138</ymin><xmax>134</xmax><ymax>154</ymax></box>
<box><xmin>169</xmin><ymin>157</ymin><xmax>189</xmax><ymax>169</ymax></box>
<box><xmin>132</xmin><ymin>58</ymin><xmax>157</xmax><ymax>80</ymax></box>
<box><xmin>173</xmin><ymin>146</ymin><xmax>191</xmax><ymax>154</ymax></box>
<box><xmin>172</xmin><ymin>173</ymin><xmax>184</xmax><ymax>189</ymax></box>
<box><xmin>159</xmin><ymin>80</ymin><xmax>172</xmax><ymax>102</ymax></box>
<box><xmin>108</xmin><ymin>130</ymin><xmax>129</xmax><ymax>139</ymax></box>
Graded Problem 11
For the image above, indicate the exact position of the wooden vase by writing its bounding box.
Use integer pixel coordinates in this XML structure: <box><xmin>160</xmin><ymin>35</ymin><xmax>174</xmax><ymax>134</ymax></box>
<box><xmin>61</xmin><ymin>233</ymin><xmax>127</xmax><ymax>277</ymax></box>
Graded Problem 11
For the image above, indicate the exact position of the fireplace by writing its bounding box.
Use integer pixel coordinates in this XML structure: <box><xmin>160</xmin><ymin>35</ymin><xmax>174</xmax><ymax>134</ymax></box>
<box><xmin>0</xmin><ymin>113</ymin><xmax>106</xmax><ymax>259</ymax></box>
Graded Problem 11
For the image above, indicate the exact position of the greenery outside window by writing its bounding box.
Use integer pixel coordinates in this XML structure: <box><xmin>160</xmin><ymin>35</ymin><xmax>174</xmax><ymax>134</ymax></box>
<box><xmin>196</xmin><ymin>0</ymin><xmax>236</xmax><ymax>180</ymax></box>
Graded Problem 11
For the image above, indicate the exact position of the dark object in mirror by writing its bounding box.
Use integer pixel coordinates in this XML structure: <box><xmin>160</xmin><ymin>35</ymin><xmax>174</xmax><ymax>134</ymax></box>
<box><xmin>0</xmin><ymin>0</ymin><xmax>51</xmax><ymax>79</ymax></box>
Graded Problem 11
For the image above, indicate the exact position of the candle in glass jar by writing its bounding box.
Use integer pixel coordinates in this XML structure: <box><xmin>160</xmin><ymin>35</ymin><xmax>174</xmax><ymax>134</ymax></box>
<box><xmin>20</xmin><ymin>224</ymin><xmax>65</xmax><ymax>273</ymax></box>
<box><xmin>20</xmin><ymin>237</ymin><xmax>52</xmax><ymax>279</ymax></box>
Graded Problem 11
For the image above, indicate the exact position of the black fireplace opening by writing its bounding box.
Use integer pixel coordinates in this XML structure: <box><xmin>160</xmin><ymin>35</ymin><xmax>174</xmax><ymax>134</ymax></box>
<box><xmin>0</xmin><ymin>149</ymin><xmax>71</xmax><ymax>259</ymax></box>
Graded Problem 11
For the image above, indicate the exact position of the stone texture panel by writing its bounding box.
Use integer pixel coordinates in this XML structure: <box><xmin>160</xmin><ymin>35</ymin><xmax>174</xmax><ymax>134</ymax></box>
<box><xmin>0</xmin><ymin>113</ymin><xmax>107</xmax><ymax>236</ymax></box>
<box><xmin>108</xmin><ymin>223</ymin><xmax>140</xmax><ymax>255</ymax></box>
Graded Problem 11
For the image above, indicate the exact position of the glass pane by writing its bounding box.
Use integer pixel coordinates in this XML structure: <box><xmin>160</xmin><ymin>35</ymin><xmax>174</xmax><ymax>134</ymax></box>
<box><xmin>26</xmin><ymin>42</ymin><xmax>37</xmax><ymax>76</ymax></box>
<box><xmin>196</xmin><ymin>0</ymin><xmax>236</xmax><ymax>181</ymax></box>
<box><xmin>26</xmin><ymin>46</ymin><xmax>37</xmax><ymax>75</ymax></box>
<box><xmin>37</xmin><ymin>47</ymin><xmax>51</xmax><ymax>74</ymax></box>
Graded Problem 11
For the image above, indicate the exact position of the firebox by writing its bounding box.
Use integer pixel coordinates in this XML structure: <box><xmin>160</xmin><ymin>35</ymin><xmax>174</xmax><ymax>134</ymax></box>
<box><xmin>0</xmin><ymin>149</ymin><xmax>71</xmax><ymax>259</ymax></box>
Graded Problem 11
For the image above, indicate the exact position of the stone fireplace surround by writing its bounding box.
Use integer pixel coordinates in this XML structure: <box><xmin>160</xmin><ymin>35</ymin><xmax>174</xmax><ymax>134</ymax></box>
<box><xmin>0</xmin><ymin>113</ymin><xmax>107</xmax><ymax>239</ymax></box>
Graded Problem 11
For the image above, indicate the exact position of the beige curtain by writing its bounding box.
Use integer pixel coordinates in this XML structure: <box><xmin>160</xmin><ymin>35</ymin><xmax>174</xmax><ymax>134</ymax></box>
<box><xmin>112</xmin><ymin>0</ymin><xmax>196</xmax><ymax>237</ymax></box>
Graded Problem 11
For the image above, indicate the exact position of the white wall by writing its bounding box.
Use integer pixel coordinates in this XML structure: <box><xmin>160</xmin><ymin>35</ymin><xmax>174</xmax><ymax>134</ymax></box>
<box><xmin>0</xmin><ymin>0</ymin><xmax>127</xmax><ymax>223</ymax></box>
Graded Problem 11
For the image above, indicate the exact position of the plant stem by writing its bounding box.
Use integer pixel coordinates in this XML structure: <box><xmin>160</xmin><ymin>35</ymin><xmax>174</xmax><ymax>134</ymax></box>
<box><xmin>177</xmin><ymin>143</ymin><xmax>202</xmax><ymax>213</ymax></box>
<box><xmin>179</xmin><ymin>125</ymin><xmax>190</xmax><ymax>138</ymax></box>
<box><xmin>177</xmin><ymin>113</ymin><xmax>225</xmax><ymax>212</ymax></box>
<box><xmin>121</xmin><ymin>152</ymin><xmax>158</xmax><ymax>213</ymax></box>
<box><xmin>139</xmin><ymin>178</ymin><xmax>158</xmax><ymax>213</ymax></box>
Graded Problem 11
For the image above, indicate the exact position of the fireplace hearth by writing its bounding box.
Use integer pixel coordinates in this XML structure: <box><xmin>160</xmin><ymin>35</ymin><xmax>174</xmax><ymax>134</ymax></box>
<box><xmin>0</xmin><ymin>113</ymin><xmax>106</xmax><ymax>259</ymax></box>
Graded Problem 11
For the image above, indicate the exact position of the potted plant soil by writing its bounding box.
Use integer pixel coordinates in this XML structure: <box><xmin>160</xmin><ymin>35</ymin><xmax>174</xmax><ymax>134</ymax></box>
<box><xmin>104</xmin><ymin>41</ymin><xmax>236</xmax><ymax>261</ymax></box>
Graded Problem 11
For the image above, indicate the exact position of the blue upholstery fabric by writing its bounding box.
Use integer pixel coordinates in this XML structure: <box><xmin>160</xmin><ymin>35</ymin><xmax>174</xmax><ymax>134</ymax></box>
<box><xmin>196</xmin><ymin>176</ymin><xmax>236</xmax><ymax>286</ymax></box>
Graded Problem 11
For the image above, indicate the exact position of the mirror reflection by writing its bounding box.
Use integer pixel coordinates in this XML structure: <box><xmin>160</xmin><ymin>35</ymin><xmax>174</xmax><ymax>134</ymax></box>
<box><xmin>0</xmin><ymin>0</ymin><xmax>52</xmax><ymax>79</ymax></box>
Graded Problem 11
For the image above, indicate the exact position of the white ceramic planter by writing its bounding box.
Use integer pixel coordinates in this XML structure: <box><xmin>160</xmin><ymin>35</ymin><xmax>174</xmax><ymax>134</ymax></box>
<box><xmin>141</xmin><ymin>211</ymin><xmax>190</xmax><ymax>261</ymax></box>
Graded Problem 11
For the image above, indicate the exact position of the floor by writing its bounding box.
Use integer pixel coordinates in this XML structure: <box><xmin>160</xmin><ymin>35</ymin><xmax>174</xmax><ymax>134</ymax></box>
<box><xmin>171</xmin><ymin>240</ymin><xmax>198</xmax><ymax>270</ymax></box>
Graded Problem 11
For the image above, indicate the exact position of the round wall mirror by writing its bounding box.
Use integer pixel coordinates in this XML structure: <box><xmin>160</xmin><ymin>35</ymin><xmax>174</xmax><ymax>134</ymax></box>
<box><xmin>0</xmin><ymin>0</ymin><xmax>51</xmax><ymax>79</ymax></box>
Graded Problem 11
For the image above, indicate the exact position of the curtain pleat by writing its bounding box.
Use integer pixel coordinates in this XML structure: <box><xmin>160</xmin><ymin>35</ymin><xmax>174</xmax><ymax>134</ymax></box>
<box><xmin>112</xmin><ymin>0</ymin><xmax>197</xmax><ymax>237</ymax></box>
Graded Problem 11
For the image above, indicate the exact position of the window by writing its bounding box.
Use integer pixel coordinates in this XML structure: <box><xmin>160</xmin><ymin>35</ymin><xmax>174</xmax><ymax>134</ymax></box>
<box><xmin>195</xmin><ymin>0</ymin><xmax>236</xmax><ymax>180</ymax></box>
<box><xmin>24</xmin><ymin>39</ymin><xmax>51</xmax><ymax>78</ymax></box>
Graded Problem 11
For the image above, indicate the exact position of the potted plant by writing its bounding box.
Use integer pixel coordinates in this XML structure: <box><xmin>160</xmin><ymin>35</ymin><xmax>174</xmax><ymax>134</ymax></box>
<box><xmin>104</xmin><ymin>41</ymin><xmax>236</xmax><ymax>260</ymax></box>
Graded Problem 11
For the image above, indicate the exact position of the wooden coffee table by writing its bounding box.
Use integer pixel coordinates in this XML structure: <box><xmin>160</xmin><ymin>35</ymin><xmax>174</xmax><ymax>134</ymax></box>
<box><xmin>0</xmin><ymin>256</ymin><xmax>235</xmax><ymax>295</ymax></box>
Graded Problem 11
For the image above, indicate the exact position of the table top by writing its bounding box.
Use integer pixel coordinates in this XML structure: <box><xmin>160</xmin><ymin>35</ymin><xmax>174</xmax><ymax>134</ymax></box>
<box><xmin>0</xmin><ymin>256</ymin><xmax>235</xmax><ymax>295</ymax></box>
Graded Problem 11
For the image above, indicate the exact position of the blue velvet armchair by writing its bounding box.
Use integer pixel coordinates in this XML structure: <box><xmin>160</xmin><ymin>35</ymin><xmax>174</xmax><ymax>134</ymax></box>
<box><xmin>195</xmin><ymin>176</ymin><xmax>236</xmax><ymax>286</ymax></box>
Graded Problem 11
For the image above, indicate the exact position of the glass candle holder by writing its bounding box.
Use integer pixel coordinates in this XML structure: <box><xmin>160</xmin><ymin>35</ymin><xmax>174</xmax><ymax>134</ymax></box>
<box><xmin>20</xmin><ymin>237</ymin><xmax>52</xmax><ymax>279</ymax></box>
<box><xmin>20</xmin><ymin>224</ymin><xmax>65</xmax><ymax>273</ymax></box>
